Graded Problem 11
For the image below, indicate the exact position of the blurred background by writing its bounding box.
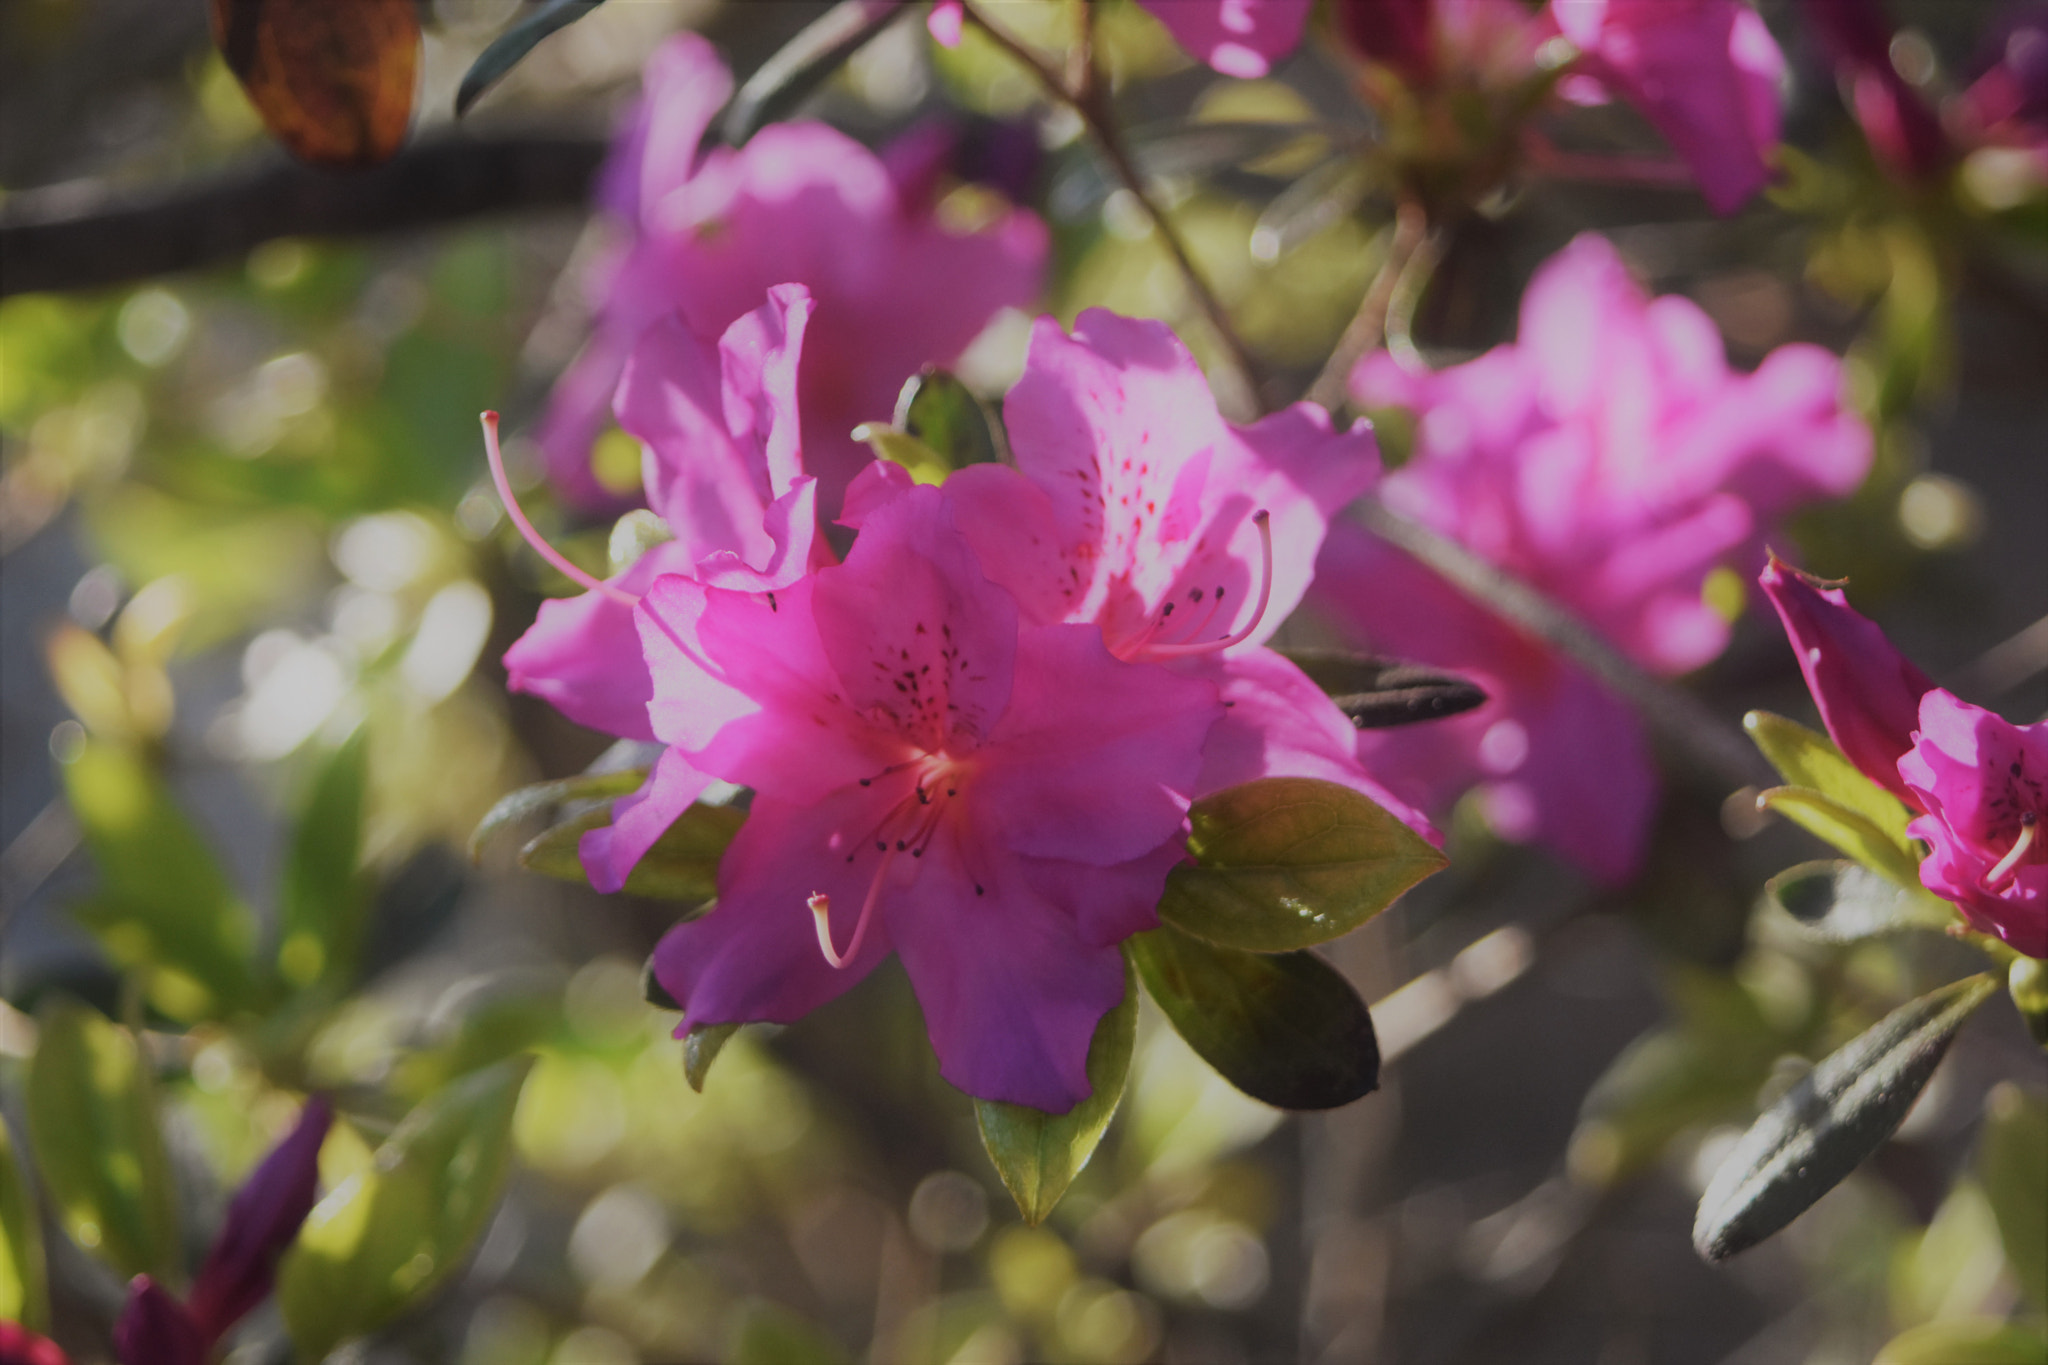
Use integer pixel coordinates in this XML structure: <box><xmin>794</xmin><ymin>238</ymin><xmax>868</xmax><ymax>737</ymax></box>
<box><xmin>2</xmin><ymin>1</ymin><xmax>2044</xmax><ymax>1362</ymax></box>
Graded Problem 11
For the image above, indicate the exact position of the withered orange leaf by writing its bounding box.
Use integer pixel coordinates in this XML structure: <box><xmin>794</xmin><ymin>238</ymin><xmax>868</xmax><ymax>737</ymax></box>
<box><xmin>210</xmin><ymin>0</ymin><xmax>420</xmax><ymax>168</ymax></box>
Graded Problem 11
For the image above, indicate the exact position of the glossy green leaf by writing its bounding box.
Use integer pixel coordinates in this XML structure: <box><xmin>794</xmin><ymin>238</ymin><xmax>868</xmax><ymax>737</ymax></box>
<box><xmin>467</xmin><ymin>768</ymin><xmax>649</xmax><ymax>862</ymax></box>
<box><xmin>729</xmin><ymin>1299</ymin><xmax>851</xmax><ymax>1365</ymax></box>
<box><xmin>519</xmin><ymin>801</ymin><xmax>743</xmax><ymax>902</ymax></box>
<box><xmin>976</xmin><ymin>962</ymin><xmax>1138</xmax><ymax>1225</ymax></box>
<box><xmin>1128</xmin><ymin>925</ymin><xmax>1378</xmax><ymax>1110</ymax></box>
<box><xmin>278</xmin><ymin>1058</ymin><xmax>532</xmax><ymax>1359</ymax></box>
<box><xmin>1756</xmin><ymin>786</ymin><xmax>1923</xmax><ymax>889</ymax></box>
<box><xmin>1745</xmin><ymin>711</ymin><xmax>1916</xmax><ymax>847</ymax></box>
<box><xmin>721</xmin><ymin>0</ymin><xmax>909</xmax><ymax>146</ymax></box>
<box><xmin>893</xmin><ymin>367</ymin><xmax>1004</xmax><ymax>469</ymax></box>
<box><xmin>1693</xmin><ymin>973</ymin><xmax>2000</xmax><ymax>1262</ymax></box>
<box><xmin>1874</xmin><ymin>1320</ymin><xmax>2048</xmax><ymax>1365</ymax></box>
<box><xmin>455</xmin><ymin>0</ymin><xmax>606</xmax><ymax>116</ymax></box>
<box><xmin>279</xmin><ymin>729</ymin><xmax>370</xmax><ymax>992</ymax></box>
<box><xmin>1158</xmin><ymin>778</ymin><xmax>1445</xmax><ymax>952</ymax></box>
<box><xmin>61</xmin><ymin>738</ymin><xmax>259</xmax><ymax>1021</ymax></box>
<box><xmin>685</xmin><ymin>1022</ymin><xmax>738</xmax><ymax>1093</ymax></box>
<box><xmin>1976</xmin><ymin>1083</ymin><xmax>2048</xmax><ymax>1315</ymax></box>
<box><xmin>2008</xmin><ymin>956</ymin><xmax>2048</xmax><ymax>1050</ymax></box>
<box><xmin>0</xmin><ymin>1119</ymin><xmax>50</xmax><ymax>1332</ymax></box>
<box><xmin>1762</xmin><ymin>860</ymin><xmax>1953</xmax><ymax>943</ymax></box>
<box><xmin>25</xmin><ymin>998</ymin><xmax>180</xmax><ymax>1284</ymax></box>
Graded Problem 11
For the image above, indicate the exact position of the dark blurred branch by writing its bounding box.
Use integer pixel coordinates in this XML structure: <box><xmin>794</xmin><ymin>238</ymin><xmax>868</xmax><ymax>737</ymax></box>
<box><xmin>0</xmin><ymin>130</ymin><xmax>608</xmax><ymax>298</ymax></box>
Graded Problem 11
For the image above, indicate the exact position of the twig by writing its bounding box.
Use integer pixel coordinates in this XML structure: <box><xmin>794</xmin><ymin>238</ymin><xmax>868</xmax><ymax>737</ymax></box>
<box><xmin>1354</xmin><ymin>499</ymin><xmax>1773</xmax><ymax>791</ymax></box>
<box><xmin>1305</xmin><ymin>201</ymin><xmax>1427</xmax><ymax>412</ymax></box>
<box><xmin>1945</xmin><ymin>610</ymin><xmax>2048</xmax><ymax>701</ymax></box>
<box><xmin>961</xmin><ymin>0</ymin><xmax>1265</xmax><ymax>411</ymax></box>
<box><xmin>1381</xmin><ymin>219</ymin><xmax>1443</xmax><ymax>372</ymax></box>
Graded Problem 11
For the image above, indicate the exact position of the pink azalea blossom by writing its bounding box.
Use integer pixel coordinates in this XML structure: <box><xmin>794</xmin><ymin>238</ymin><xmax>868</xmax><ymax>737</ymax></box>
<box><xmin>1898</xmin><ymin>691</ymin><xmax>2048</xmax><ymax>958</ymax></box>
<box><xmin>1316</xmin><ymin>234</ymin><xmax>1870</xmax><ymax>884</ymax></box>
<box><xmin>640</xmin><ymin>484</ymin><xmax>1223</xmax><ymax>1111</ymax></box>
<box><xmin>540</xmin><ymin>33</ymin><xmax>1046</xmax><ymax>517</ymax></box>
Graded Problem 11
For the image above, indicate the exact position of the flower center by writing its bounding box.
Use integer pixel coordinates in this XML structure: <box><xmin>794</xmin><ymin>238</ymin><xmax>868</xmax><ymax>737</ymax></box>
<box><xmin>810</xmin><ymin>752</ymin><xmax>973</xmax><ymax>968</ymax></box>
<box><xmin>1984</xmin><ymin>810</ymin><xmax>2038</xmax><ymax>890</ymax></box>
<box><xmin>1118</xmin><ymin>510</ymin><xmax>1274</xmax><ymax>662</ymax></box>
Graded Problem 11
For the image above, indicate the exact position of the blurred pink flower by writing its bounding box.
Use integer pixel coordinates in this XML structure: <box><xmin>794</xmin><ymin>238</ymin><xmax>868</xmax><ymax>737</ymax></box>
<box><xmin>1958</xmin><ymin>3</ymin><xmax>2048</xmax><ymax>154</ymax></box>
<box><xmin>642</xmin><ymin>484</ymin><xmax>1222</xmax><ymax>1111</ymax></box>
<box><xmin>1139</xmin><ymin>0</ymin><xmax>1315</xmax><ymax>78</ymax></box>
<box><xmin>1899</xmin><ymin>691</ymin><xmax>2048</xmax><ymax>958</ymax></box>
<box><xmin>1316</xmin><ymin>233</ymin><xmax>1870</xmax><ymax>884</ymax></box>
<box><xmin>540</xmin><ymin>33</ymin><xmax>1046</xmax><ymax>518</ymax></box>
<box><xmin>1799</xmin><ymin>0</ymin><xmax>1952</xmax><ymax>180</ymax></box>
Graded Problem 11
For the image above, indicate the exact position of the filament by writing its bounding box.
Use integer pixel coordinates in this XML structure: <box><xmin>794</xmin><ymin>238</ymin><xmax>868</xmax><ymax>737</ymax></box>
<box><xmin>810</xmin><ymin>846</ymin><xmax>893</xmax><ymax>969</ymax></box>
<box><xmin>481</xmin><ymin>412</ymin><xmax>639</xmax><ymax>609</ymax></box>
<box><xmin>1142</xmin><ymin>511</ymin><xmax>1274</xmax><ymax>660</ymax></box>
<box><xmin>1984</xmin><ymin>811</ymin><xmax>2038</xmax><ymax>889</ymax></box>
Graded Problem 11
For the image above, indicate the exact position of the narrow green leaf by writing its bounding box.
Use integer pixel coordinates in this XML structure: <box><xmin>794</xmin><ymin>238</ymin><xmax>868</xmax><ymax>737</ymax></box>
<box><xmin>61</xmin><ymin>738</ymin><xmax>258</xmax><ymax>1021</ymax></box>
<box><xmin>721</xmin><ymin>0</ymin><xmax>909</xmax><ymax>146</ymax></box>
<box><xmin>729</xmin><ymin>1300</ymin><xmax>851</xmax><ymax>1365</ymax></box>
<box><xmin>892</xmin><ymin>367</ymin><xmax>1004</xmax><ymax>469</ymax></box>
<box><xmin>1756</xmin><ymin>786</ymin><xmax>1924</xmax><ymax>889</ymax></box>
<box><xmin>467</xmin><ymin>768</ymin><xmax>649</xmax><ymax>862</ymax></box>
<box><xmin>1158</xmin><ymin>777</ymin><xmax>1445</xmax><ymax>952</ymax></box>
<box><xmin>0</xmin><ymin>1119</ymin><xmax>50</xmax><ymax>1332</ymax></box>
<box><xmin>2008</xmin><ymin>956</ymin><xmax>2048</xmax><ymax>1050</ymax></box>
<box><xmin>1745</xmin><ymin>711</ymin><xmax>1916</xmax><ymax>847</ymax></box>
<box><xmin>976</xmin><ymin>962</ymin><xmax>1137</xmax><ymax>1225</ymax></box>
<box><xmin>1249</xmin><ymin>154</ymin><xmax>1377</xmax><ymax>262</ymax></box>
<box><xmin>852</xmin><ymin>422</ymin><xmax>951</xmax><ymax>486</ymax></box>
<box><xmin>684</xmin><ymin>1022</ymin><xmax>738</xmax><ymax>1093</ymax></box>
<box><xmin>1762</xmin><ymin>860</ymin><xmax>1952</xmax><ymax>943</ymax></box>
<box><xmin>25</xmin><ymin>998</ymin><xmax>180</xmax><ymax>1284</ymax></box>
<box><xmin>1277</xmin><ymin>650</ymin><xmax>1486</xmax><ymax>728</ymax></box>
<box><xmin>518</xmin><ymin>801</ymin><xmax>743</xmax><ymax>901</ymax></box>
<box><xmin>1128</xmin><ymin>926</ymin><xmax>1378</xmax><ymax>1110</ymax></box>
<box><xmin>279</xmin><ymin>729</ymin><xmax>371</xmax><ymax>992</ymax></box>
<box><xmin>1976</xmin><ymin>1083</ymin><xmax>2048</xmax><ymax>1316</ymax></box>
<box><xmin>278</xmin><ymin>1058</ymin><xmax>532</xmax><ymax>1359</ymax></box>
<box><xmin>455</xmin><ymin>0</ymin><xmax>607</xmax><ymax>116</ymax></box>
<box><xmin>1692</xmin><ymin>973</ymin><xmax>2000</xmax><ymax>1262</ymax></box>
<box><xmin>1874</xmin><ymin>1320</ymin><xmax>2048</xmax><ymax>1365</ymax></box>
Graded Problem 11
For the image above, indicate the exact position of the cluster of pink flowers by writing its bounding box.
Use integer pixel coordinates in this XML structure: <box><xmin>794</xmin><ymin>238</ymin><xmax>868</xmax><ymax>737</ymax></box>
<box><xmin>1313</xmin><ymin>235</ymin><xmax>1871</xmax><ymax>884</ymax></box>
<box><xmin>1761</xmin><ymin>562</ymin><xmax>2046</xmax><ymax>958</ymax></box>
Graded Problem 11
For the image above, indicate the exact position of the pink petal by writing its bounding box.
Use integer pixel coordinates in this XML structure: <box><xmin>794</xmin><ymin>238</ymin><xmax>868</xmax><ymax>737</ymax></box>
<box><xmin>578</xmin><ymin>746</ymin><xmax>718</xmax><ymax>894</ymax></box>
<box><xmin>186</xmin><ymin>1096</ymin><xmax>332</xmax><ymax>1342</ymax></box>
<box><xmin>115</xmin><ymin>1278</ymin><xmax>205</xmax><ymax>1365</ymax></box>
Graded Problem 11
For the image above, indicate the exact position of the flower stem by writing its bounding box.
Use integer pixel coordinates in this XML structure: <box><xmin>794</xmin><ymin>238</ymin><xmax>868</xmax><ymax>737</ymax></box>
<box><xmin>1305</xmin><ymin>200</ymin><xmax>1430</xmax><ymax>412</ymax></box>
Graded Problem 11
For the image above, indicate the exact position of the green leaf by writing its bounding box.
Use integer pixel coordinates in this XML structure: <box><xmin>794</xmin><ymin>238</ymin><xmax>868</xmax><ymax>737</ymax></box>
<box><xmin>721</xmin><ymin>0</ymin><xmax>910</xmax><ymax>146</ymax></box>
<box><xmin>279</xmin><ymin>729</ymin><xmax>371</xmax><ymax>992</ymax></box>
<box><xmin>728</xmin><ymin>1299</ymin><xmax>851</xmax><ymax>1365</ymax></box>
<box><xmin>0</xmin><ymin>1119</ymin><xmax>50</xmax><ymax>1332</ymax></box>
<box><xmin>1976</xmin><ymin>1083</ymin><xmax>2048</xmax><ymax>1315</ymax></box>
<box><xmin>2008</xmin><ymin>957</ymin><xmax>2048</xmax><ymax>1050</ymax></box>
<box><xmin>61</xmin><ymin>738</ymin><xmax>258</xmax><ymax>1021</ymax></box>
<box><xmin>1756</xmin><ymin>786</ymin><xmax>1924</xmax><ymax>889</ymax></box>
<box><xmin>25</xmin><ymin>998</ymin><xmax>180</xmax><ymax>1284</ymax></box>
<box><xmin>1745</xmin><ymin>711</ymin><xmax>1916</xmax><ymax>847</ymax></box>
<box><xmin>976</xmin><ymin>961</ymin><xmax>1138</xmax><ymax>1225</ymax></box>
<box><xmin>1762</xmin><ymin>860</ymin><xmax>1953</xmax><ymax>943</ymax></box>
<box><xmin>1158</xmin><ymin>777</ymin><xmax>1445</xmax><ymax>952</ymax></box>
<box><xmin>1128</xmin><ymin>925</ymin><xmax>1378</xmax><ymax>1110</ymax></box>
<box><xmin>852</xmin><ymin>422</ymin><xmax>951</xmax><ymax>486</ymax></box>
<box><xmin>278</xmin><ymin>1058</ymin><xmax>532</xmax><ymax>1359</ymax></box>
<box><xmin>455</xmin><ymin>0</ymin><xmax>607</xmax><ymax>116</ymax></box>
<box><xmin>467</xmin><ymin>768</ymin><xmax>649</xmax><ymax>862</ymax></box>
<box><xmin>1874</xmin><ymin>1320</ymin><xmax>2048</xmax><ymax>1365</ymax></box>
<box><xmin>893</xmin><ymin>367</ymin><xmax>1004</xmax><ymax>469</ymax></box>
<box><xmin>1692</xmin><ymin>973</ymin><xmax>2000</xmax><ymax>1262</ymax></box>
<box><xmin>519</xmin><ymin>801</ymin><xmax>744</xmax><ymax>901</ymax></box>
<box><xmin>684</xmin><ymin>1022</ymin><xmax>738</xmax><ymax>1093</ymax></box>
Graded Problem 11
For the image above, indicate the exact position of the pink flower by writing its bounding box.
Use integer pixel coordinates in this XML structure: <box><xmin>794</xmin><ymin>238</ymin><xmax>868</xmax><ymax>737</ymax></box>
<box><xmin>928</xmin><ymin>0</ymin><xmax>965</xmax><ymax>47</ymax></box>
<box><xmin>1758</xmin><ymin>556</ymin><xmax>1935</xmax><ymax>806</ymax></box>
<box><xmin>540</xmin><ymin>33</ymin><xmax>1046</xmax><ymax>518</ymax></box>
<box><xmin>1317</xmin><ymin>234</ymin><xmax>1870</xmax><ymax>883</ymax></box>
<box><xmin>1550</xmin><ymin>0</ymin><xmax>1787</xmax><ymax>214</ymax></box>
<box><xmin>1333</xmin><ymin>0</ymin><xmax>1439</xmax><ymax>83</ymax></box>
<box><xmin>1799</xmin><ymin>0</ymin><xmax>1952</xmax><ymax>180</ymax></box>
<box><xmin>640</xmin><ymin>484</ymin><xmax>1223</xmax><ymax>1111</ymax></box>
<box><xmin>1900</xmin><ymin>691</ymin><xmax>2048</xmax><ymax>958</ymax></box>
<box><xmin>1139</xmin><ymin>0</ymin><xmax>1315</xmax><ymax>78</ymax></box>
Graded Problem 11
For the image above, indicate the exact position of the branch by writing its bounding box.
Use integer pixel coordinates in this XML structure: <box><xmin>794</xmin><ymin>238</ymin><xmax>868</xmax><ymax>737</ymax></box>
<box><xmin>0</xmin><ymin>130</ymin><xmax>608</xmax><ymax>298</ymax></box>
<box><xmin>1304</xmin><ymin>201</ymin><xmax>1427</xmax><ymax>412</ymax></box>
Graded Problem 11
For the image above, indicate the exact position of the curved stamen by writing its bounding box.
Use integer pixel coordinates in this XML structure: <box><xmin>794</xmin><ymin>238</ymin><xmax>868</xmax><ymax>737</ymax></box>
<box><xmin>809</xmin><ymin>845</ymin><xmax>894</xmax><ymax>969</ymax></box>
<box><xmin>482</xmin><ymin>411</ymin><xmax>640</xmax><ymax>609</ymax></box>
<box><xmin>1143</xmin><ymin>511</ymin><xmax>1274</xmax><ymax>660</ymax></box>
<box><xmin>1984</xmin><ymin>811</ymin><xmax>2038</xmax><ymax>889</ymax></box>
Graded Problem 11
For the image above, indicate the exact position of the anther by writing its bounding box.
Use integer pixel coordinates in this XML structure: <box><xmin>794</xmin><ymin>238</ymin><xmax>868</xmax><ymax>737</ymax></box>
<box><xmin>482</xmin><ymin>413</ymin><xmax>640</xmax><ymax>609</ymax></box>
<box><xmin>1985</xmin><ymin>811</ymin><xmax>2038</xmax><ymax>889</ymax></box>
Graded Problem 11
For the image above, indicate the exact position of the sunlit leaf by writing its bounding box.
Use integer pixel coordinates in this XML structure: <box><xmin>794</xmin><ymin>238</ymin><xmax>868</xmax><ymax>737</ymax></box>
<box><xmin>853</xmin><ymin>423</ymin><xmax>952</xmax><ymax>486</ymax></box>
<box><xmin>209</xmin><ymin>0</ymin><xmax>420</xmax><ymax>167</ymax></box>
<box><xmin>1762</xmin><ymin>860</ymin><xmax>1952</xmax><ymax>943</ymax></box>
<box><xmin>25</xmin><ymin>999</ymin><xmax>181</xmax><ymax>1284</ymax></box>
<box><xmin>1756</xmin><ymin>786</ymin><xmax>1923</xmax><ymax>889</ymax></box>
<box><xmin>279</xmin><ymin>729</ymin><xmax>370</xmax><ymax>992</ymax></box>
<box><xmin>456</xmin><ymin>0</ymin><xmax>606</xmax><ymax>116</ymax></box>
<box><xmin>729</xmin><ymin>1299</ymin><xmax>851</xmax><ymax>1365</ymax></box>
<box><xmin>1128</xmin><ymin>925</ymin><xmax>1378</xmax><ymax>1110</ymax></box>
<box><xmin>0</xmin><ymin>1119</ymin><xmax>50</xmax><ymax>1332</ymax></box>
<box><xmin>722</xmin><ymin>0</ymin><xmax>910</xmax><ymax>146</ymax></box>
<box><xmin>1745</xmin><ymin>712</ymin><xmax>1915</xmax><ymax>847</ymax></box>
<box><xmin>518</xmin><ymin>802</ymin><xmax>743</xmax><ymax>902</ymax></box>
<box><xmin>893</xmin><ymin>367</ymin><xmax>1005</xmax><ymax>469</ymax></box>
<box><xmin>1158</xmin><ymin>778</ymin><xmax>1444</xmax><ymax>952</ymax></box>
<box><xmin>277</xmin><ymin>1058</ymin><xmax>532</xmax><ymax>1359</ymax></box>
<box><xmin>1976</xmin><ymin>1083</ymin><xmax>2048</xmax><ymax>1315</ymax></box>
<box><xmin>1693</xmin><ymin>973</ymin><xmax>2000</xmax><ymax>1262</ymax></box>
<box><xmin>976</xmin><ymin>962</ymin><xmax>1138</xmax><ymax>1224</ymax></box>
<box><xmin>2008</xmin><ymin>957</ymin><xmax>2048</xmax><ymax>1050</ymax></box>
<box><xmin>1873</xmin><ymin>1320</ymin><xmax>2048</xmax><ymax>1365</ymax></box>
<box><xmin>1278</xmin><ymin>650</ymin><xmax>1486</xmax><ymax>729</ymax></box>
<box><xmin>467</xmin><ymin>768</ymin><xmax>649</xmax><ymax>863</ymax></box>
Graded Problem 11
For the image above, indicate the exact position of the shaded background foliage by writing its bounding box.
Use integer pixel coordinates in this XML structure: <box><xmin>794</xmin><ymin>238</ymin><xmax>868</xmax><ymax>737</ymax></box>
<box><xmin>1</xmin><ymin>1</ymin><xmax>2045</xmax><ymax>1363</ymax></box>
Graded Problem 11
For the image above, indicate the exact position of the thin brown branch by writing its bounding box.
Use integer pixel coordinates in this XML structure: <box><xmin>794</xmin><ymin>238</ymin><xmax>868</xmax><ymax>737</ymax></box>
<box><xmin>1305</xmin><ymin>201</ymin><xmax>1427</xmax><ymax>412</ymax></box>
<box><xmin>0</xmin><ymin>130</ymin><xmax>608</xmax><ymax>298</ymax></box>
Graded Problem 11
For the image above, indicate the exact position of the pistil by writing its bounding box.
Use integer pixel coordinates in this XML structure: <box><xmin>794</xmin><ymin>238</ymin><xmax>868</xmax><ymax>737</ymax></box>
<box><xmin>1984</xmin><ymin>810</ymin><xmax>2038</xmax><ymax>889</ymax></box>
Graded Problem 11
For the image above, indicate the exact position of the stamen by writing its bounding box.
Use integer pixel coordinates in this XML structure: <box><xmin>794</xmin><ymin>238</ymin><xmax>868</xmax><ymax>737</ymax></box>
<box><xmin>1143</xmin><ymin>511</ymin><xmax>1274</xmax><ymax>659</ymax></box>
<box><xmin>1984</xmin><ymin>811</ymin><xmax>2038</xmax><ymax>889</ymax></box>
<box><xmin>809</xmin><ymin>849</ymin><xmax>890</xmax><ymax>970</ymax></box>
<box><xmin>481</xmin><ymin>412</ymin><xmax>639</xmax><ymax>609</ymax></box>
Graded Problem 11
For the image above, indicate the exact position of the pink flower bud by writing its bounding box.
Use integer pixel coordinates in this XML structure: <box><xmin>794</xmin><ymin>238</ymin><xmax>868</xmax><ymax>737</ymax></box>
<box><xmin>1334</xmin><ymin>0</ymin><xmax>1437</xmax><ymax>83</ymax></box>
<box><xmin>1759</xmin><ymin>556</ymin><xmax>1936</xmax><ymax>806</ymax></box>
<box><xmin>185</xmin><ymin>1096</ymin><xmax>333</xmax><ymax>1343</ymax></box>
<box><xmin>0</xmin><ymin>1321</ymin><xmax>72</xmax><ymax>1365</ymax></box>
<box><xmin>113</xmin><ymin>1277</ymin><xmax>204</xmax><ymax>1365</ymax></box>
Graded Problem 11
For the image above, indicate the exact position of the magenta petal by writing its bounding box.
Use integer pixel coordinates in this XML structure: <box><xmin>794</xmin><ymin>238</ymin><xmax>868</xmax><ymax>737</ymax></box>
<box><xmin>115</xmin><ymin>1278</ymin><xmax>206</xmax><ymax>1365</ymax></box>
<box><xmin>1139</xmin><ymin>0</ymin><xmax>1312</xmax><ymax>77</ymax></box>
<box><xmin>578</xmin><ymin>747</ymin><xmax>718</xmax><ymax>894</ymax></box>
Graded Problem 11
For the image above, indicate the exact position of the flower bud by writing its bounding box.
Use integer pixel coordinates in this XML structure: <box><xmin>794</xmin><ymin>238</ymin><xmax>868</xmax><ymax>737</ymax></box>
<box><xmin>1334</xmin><ymin>0</ymin><xmax>1437</xmax><ymax>84</ymax></box>
<box><xmin>185</xmin><ymin>1095</ymin><xmax>333</xmax><ymax>1343</ymax></box>
<box><xmin>113</xmin><ymin>1277</ymin><xmax>204</xmax><ymax>1365</ymax></box>
<box><xmin>1759</xmin><ymin>556</ymin><xmax>1935</xmax><ymax>805</ymax></box>
<box><xmin>0</xmin><ymin>1322</ymin><xmax>71</xmax><ymax>1365</ymax></box>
